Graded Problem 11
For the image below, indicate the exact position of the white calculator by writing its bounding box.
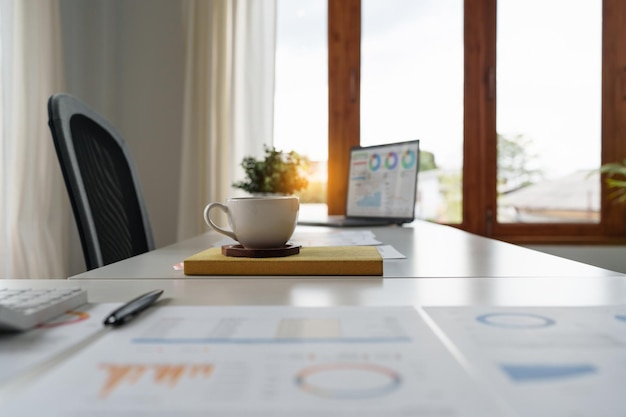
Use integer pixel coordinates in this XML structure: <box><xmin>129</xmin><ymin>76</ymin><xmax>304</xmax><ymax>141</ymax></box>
<box><xmin>0</xmin><ymin>287</ymin><xmax>88</xmax><ymax>331</ymax></box>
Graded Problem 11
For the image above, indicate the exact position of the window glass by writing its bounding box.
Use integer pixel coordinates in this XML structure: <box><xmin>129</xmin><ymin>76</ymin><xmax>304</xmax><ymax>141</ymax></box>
<box><xmin>274</xmin><ymin>0</ymin><xmax>328</xmax><ymax>204</ymax></box>
<box><xmin>361</xmin><ymin>0</ymin><xmax>464</xmax><ymax>223</ymax></box>
<box><xmin>496</xmin><ymin>0</ymin><xmax>602</xmax><ymax>223</ymax></box>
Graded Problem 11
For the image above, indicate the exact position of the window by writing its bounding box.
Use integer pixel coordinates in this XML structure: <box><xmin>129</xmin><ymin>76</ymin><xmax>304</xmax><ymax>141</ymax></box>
<box><xmin>274</xmin><ymin>0</ymin><xmax>328</xmax><ymax>205</ymax></box>
<box><xmin>274</xmin><ymin>0</ymin><xmax>328</xmax><ymax>163</ymax></box>
<box><xmin>328</xmin><ymin>0</ymin><xmax>626</xmax><ymax>243</ymax></box>
<box><xmin>496</xmin><ymin>0</ymin><xmax>601</xmax><ymax>225</ymax></box>
<box><xmin>361</xmin><ymin>0</ymin><xmax>463</xmax><ymax>223</ymax></box>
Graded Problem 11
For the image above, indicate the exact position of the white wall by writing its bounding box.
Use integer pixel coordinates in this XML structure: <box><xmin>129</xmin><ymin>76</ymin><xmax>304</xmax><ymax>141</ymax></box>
<box><xmin>59</xmin><ymin>0</ymin><xmax>185</xmax><ymax>275</ymax></box>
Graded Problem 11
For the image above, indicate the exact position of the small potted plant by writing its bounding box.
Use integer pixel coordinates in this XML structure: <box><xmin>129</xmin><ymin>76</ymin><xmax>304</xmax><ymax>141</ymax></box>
<box><xmin>232</xmin><ymin>145</ymin><xmax>309</xmax><ymax>195</ymax></box>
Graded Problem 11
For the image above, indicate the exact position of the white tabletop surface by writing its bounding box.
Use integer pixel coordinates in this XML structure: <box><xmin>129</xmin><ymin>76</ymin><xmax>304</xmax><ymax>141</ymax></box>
<box><xmin>69</xmin><ymin>220</ymin><xmax>624</xmax><ymax>279</ymax></box>
<box><xmin>3</xmin><ymin>276</ymin><xmax>626</xmax><ymax>306</ymax></box>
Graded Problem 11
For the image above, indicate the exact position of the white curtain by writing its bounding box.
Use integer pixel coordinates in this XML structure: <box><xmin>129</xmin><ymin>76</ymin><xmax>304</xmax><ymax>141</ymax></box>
<box><xmin>0</xmin><ymin>0</ymin><xmax>68</xmax><ymax>278</ymax></box>
<box><xmin>177</xmin><ymin>0</ymin><xmax>277</xmax><ymax>240</ymax></box>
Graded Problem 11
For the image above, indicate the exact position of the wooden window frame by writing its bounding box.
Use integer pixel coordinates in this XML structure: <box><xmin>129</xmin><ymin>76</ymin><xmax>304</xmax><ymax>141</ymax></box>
<box><xmin>328</xmin><ymin>0</ymin><xmax>361</xmax><ymax>215</ymax></box>
<box><xmin>328</xmin><ymin>0</ymin><xmax>626</xmax><ymax>244</ymax></box>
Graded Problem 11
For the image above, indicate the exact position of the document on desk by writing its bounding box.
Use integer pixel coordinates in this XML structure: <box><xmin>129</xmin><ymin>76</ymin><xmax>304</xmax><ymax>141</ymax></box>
<box><xmin>211</xmin><ymin>230</ymin><xmax>406</xmax><ymax>259</ymax></box>
<box><xmin>0</xmin><ymin>303</ymin><xmax>119</xmax><ymax>385</ymax></box>
<box><xmin>4</xmin><ymin>306</ymin><xmax>505</xmax><ymax>416</ymax></box>
<box><xmin>291</xmin><ymin>230</ymin><xmax>383</xmax><ymax>247</ymax></box>
<box><xmin>424</xmin><ymin>306</ymin><xmax>626</xmax><ymax>417</ymax></box>
<box><xmin>214</xmin><ymin>230</ymin><xmax>383</xmax><ymax>248</ymax></box>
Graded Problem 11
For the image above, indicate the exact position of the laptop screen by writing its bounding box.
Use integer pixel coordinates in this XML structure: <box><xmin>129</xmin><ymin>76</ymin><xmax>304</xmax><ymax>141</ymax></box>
<box><xmin>345</xmin><ymin>140</ymin><xmax>420</xmax><ymax>221</ymax></box>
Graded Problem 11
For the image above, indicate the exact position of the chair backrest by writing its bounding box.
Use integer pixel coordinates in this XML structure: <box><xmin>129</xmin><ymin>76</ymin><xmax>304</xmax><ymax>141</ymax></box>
<box><xmin>47</xmin><ymin>93</ymin><xmax>155</xmax><ymax>270</ymax></box>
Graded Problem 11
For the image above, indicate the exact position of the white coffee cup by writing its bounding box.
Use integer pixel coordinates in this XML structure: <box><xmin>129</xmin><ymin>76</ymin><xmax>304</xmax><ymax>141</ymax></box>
<box><xmin>203</xmin><ymin>196</ymin><xmax>299</xmax><ymax>249</ymax></box>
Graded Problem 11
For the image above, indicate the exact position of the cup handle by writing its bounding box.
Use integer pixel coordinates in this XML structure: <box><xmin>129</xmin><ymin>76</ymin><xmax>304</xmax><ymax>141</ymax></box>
<box><xmin>203</xmin><ymin>202</ymin><xmax>238</xmax><ymax>241</ymax></box>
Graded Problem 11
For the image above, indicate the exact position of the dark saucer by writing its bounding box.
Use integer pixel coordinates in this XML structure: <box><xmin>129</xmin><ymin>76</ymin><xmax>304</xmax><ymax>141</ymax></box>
<box><xmin>221</xmin><ymin>243</ymin><xmax>301</xmax><ymax>258</ymax></box>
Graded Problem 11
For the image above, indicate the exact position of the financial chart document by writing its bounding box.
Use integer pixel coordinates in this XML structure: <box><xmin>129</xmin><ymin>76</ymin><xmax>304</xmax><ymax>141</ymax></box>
<box><xmin>3</xmin><ymin>306</ymin><xmax>505</xmax><ymax>416</ymax></box>
<box><xmin>425</xmin><ymin>306</ymin><xmax>626</xmax><ymax>417</ymax></box>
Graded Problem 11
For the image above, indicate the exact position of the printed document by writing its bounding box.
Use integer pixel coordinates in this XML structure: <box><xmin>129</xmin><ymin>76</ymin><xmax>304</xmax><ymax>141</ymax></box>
<box><xmin>425</xmin><ymin>306</ymin><xmax>626</xmax><ymax>417</ymax></box>
<box><xmin>0</xmin><ymin>303</ymin><xmax>118</xmax><ymax>385</ymax></box>
<box><xmin>4</xmin><ymin>306</ymin><xmax>504</xmax><ymax>416</ymax></box>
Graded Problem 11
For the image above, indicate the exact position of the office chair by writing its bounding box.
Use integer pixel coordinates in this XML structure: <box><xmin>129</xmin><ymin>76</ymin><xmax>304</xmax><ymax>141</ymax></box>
<box><xmin>47</xmin><ymin>93</ymin><xmax>155</xmax><ymax>270</ymax></box>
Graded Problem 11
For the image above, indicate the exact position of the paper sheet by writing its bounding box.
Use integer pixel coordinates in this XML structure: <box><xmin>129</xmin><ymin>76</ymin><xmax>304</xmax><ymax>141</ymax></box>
<box><xmin>214</xmin><ymin>230</ymin><xmax>383</xmax><ymax>248</ymax></box>
<box><xmin>212</xmin><ymin>231</ymin><xmax>409</xmax><ymax>260</ymax></box>
<box><xmin>375</xmin><ymin>245</ymin><xmax>406</xmax><ymax>259</ymax></box>
<box><xmin>0</xmin><ymin>303</ymin><xmax>119</xmax><ymax>385</ymax></box>
<box><xmin>291</xmin><ymin>230</ymin><xmax>383</xmax><ymax>247</ymax></box>
<box><xmin>424</xmin><ymin>306</ymin><xmax>626</xmax><ymax>417</ymax></box>
<box><xmin>3</xmin><ymin>306</ymin><xmax>504</xmax><ymax>416</ymax></box>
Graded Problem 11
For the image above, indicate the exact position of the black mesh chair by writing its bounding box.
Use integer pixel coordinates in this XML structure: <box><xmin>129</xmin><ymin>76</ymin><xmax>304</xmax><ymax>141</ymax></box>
<box><xmin>47</xmin><ymin>93</ymin><xmax>154</xmax><ymax>270</ymax></box>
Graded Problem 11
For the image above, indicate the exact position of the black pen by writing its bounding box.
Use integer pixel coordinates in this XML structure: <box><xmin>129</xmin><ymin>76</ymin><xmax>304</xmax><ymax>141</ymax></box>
<box><xmin>103</xmin><ymin>289</ymin><xmax>164</xmax><ymax>327</ymax></box>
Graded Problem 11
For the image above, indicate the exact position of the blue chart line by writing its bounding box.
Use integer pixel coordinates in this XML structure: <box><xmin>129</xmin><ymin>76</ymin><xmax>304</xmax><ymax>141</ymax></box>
<box><xmin>132</xmin><ymin>337</ymin><xmax>412</xmax><ymax>345</ymax></box>
<box><xmin>616</xmin><ymin>314</ymin><xmax>626</xmax><ymax>323</ymax></box>
<box><xmin>501</xmin><ymin>364</ymin><xmax>597</xmax><ymax>382</ymax></box>
<box><xmin>476</xmin><ymin>312</ymin><xmax>555</xmax><ymax>329</ymax></box>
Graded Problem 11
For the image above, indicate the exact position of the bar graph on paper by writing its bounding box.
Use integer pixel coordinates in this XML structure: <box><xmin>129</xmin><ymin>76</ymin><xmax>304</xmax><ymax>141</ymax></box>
<box><xmin>98</xmin><ymin>363</ymin><xmax>214</xmax><ymax>398</ymax></box>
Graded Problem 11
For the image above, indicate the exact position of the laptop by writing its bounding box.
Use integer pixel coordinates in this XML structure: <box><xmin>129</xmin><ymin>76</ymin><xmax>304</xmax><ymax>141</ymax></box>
<box><xmin>298</xmin><ymin>140</ymin><xmax>420</xmax><ymax>227</ymax></box>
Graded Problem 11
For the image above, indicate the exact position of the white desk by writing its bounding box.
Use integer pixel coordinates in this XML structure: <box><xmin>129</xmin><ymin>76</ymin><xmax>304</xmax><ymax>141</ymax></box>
<box><xmin>0</xmin><ymin>275</ymin><xmax>626</xmax><ymax>417</ymax></box>
<box><xmin>2</xmin><ymin>276</ymin><xmax>626</xmax><ymax>415</ymax></box>
<box><xmin>3</xmin><ymin>276</ymin><xmax>626</xmax><ymax>306</ymax></box>
<box><xmin>70</xmin><ymin>220</ymin><xmax>623</xmax><ymax>279</ymax></box>
<box><xmin>5</xmin><ymin>221</ymin><xmax>626</xmax><ymax>415</ymax></box>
